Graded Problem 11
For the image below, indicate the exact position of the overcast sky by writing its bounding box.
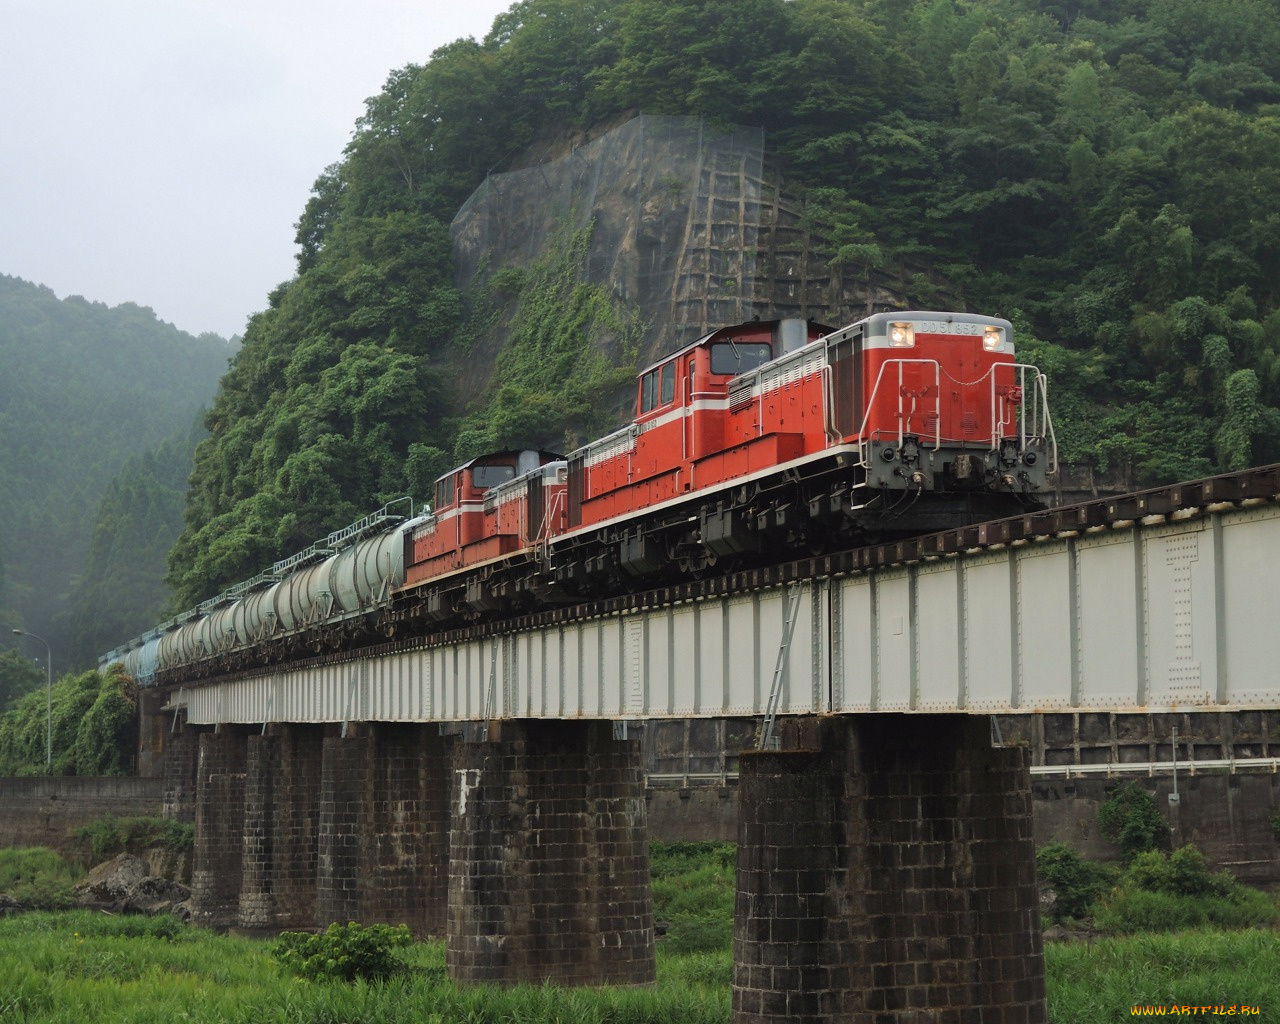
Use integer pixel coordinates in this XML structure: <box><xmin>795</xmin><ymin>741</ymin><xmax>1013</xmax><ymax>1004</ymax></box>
<box><xmin>1</xmin><ymin>0</ymin><xmax>515</xmax><ymax>340</ymax></box>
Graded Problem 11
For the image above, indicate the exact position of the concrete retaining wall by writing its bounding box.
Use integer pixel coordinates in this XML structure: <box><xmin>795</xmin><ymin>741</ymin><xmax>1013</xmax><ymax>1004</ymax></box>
<box><xmin>0</xmin><ymin>777</ymin><xmax>163</xmax><ymax>864</ymax></box>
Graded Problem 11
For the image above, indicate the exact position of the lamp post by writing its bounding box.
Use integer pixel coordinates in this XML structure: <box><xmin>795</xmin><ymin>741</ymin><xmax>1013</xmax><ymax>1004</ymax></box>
<box><xmin>11</xmin><ymin>629</ymin><xmax>52</xmax><ymax>773</ymax></box>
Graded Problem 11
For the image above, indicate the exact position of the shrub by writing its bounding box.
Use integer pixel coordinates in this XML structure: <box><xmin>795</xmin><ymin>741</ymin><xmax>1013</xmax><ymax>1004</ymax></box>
<box><xmin>1094</xmin><ymin>846</ymin><xmax>1280</xmax><ymax>934</ymax></box>
<box><xmin>1097</xmin><ymin>782</ymin><xmax>1168</xmax><ymax>862</ymax></box>
<box><xmin>270</xmin><ymin>922</ymin><xmax>412</xmax><ymax>983</ymax></box>
<box><xmin>1035</xmin><ymin>841</ymin><xmax>1116</xmax><ymax>922</ymax></box>
<box><xmin>75</xmin><ymin>815</ymin><xmax>195</xmax><ymax>861</ymax></box>
<box><xmin>0</xmin><ymin>667</ymin><xmax>137</xmax><ymax>776</ymax></box>
<box><xmin>1124</xmin><ymin>846</ymin><xmax>1235</xmax><ymax>899</ymax></box>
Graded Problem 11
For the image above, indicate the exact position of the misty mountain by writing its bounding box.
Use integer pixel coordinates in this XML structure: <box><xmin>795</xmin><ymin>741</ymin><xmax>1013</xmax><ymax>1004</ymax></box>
<box><xmin>0</xmin><ymin>274</ymin><xmax>232</xmax><ymax>671</ymax></box>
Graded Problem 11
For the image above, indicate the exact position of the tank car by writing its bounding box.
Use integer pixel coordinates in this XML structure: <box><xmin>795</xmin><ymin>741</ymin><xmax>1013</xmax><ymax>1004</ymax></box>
<box><xmin>101</xmin><ymin>499</ymin><xmax>429</xmax><ymax>680</ymax></box>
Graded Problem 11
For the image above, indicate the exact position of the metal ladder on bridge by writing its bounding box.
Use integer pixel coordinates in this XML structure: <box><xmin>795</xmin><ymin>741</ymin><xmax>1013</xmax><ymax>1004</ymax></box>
<box><xmin>758</xmin><ymin>583</ymin><xmax>803</xmax><ymax>751</ymax></box>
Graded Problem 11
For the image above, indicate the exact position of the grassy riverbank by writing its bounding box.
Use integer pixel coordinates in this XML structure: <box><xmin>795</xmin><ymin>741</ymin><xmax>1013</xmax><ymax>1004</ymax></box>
<box><xmin>0</xmin><ymin>910</ymin><xmax>730</xmax><ymax>1024</ymax></box>
<box><xmin>1</xmin><ymin>841</ymin><xmax>1277</xmax><ymax>1022</ymax></box>
<box><xmin>3</xmin><ymin>911</ymin><xmax>1276</xmax><ymax>1023</ymax></box>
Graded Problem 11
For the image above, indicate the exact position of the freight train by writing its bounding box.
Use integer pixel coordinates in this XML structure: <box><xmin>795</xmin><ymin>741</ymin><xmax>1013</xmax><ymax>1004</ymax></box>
<box><xmin>103</xmin><ymin>310</ymin><xmax>1055</xmax><ymax>684</ymax></box>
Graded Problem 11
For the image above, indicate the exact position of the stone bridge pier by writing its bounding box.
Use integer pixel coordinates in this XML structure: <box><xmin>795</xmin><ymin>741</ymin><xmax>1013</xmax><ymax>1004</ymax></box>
<box><xmin>447</xmin><ymin>719</ymin><xmax>656</xmax><ymax>987</ymax></box>
<box><xmin>733</xmin><ymin>714</ymin><xmax>1047</xmax><ymax>1024</ymax></box>
<box><xmin>177</xmin><ymin>708</ymin><xmax>1044</xmax><ymax>1016</ymax></box>
<box><xmin>179</xmin><ymin>715</ymin><xmax>656</xmax><ymax>987</ymax></box>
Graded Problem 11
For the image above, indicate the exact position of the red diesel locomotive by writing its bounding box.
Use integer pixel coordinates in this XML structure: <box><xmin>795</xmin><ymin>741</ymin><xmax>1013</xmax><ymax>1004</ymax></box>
<box><xmin>403</xmin><ymin>309</ymin><xmax>1055</xmax><ymax>619</ymax></box>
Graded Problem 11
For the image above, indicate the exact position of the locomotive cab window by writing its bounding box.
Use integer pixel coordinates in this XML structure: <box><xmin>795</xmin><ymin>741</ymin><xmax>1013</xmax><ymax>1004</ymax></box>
<box><xmin>639</xmin><ymin>360</ymin><xmax>677</xmax><ymax>414</ymax></box>
<box><xmin>472</xmin><ymin>464</ymin><xmax>516</xmax><ymax>490</ymax></box>
<box><xmin>435</xmin><ymin>474</ymin><xmax>456</xmax><ymax>509</ymax></box>
<box><xmin>710</xmin><ymin>341</ymin><xmax>772</xmax><ymax>376</ymax></box>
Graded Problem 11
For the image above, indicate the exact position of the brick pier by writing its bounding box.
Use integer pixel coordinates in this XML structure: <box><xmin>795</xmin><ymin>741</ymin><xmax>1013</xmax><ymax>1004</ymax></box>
<box><xmin>315</xmin><ymin>724</ymin><xmax>453</xmax><ymax>935</ymax></box>
<box><xmin>239</xmin><ymin>726</ymin><xmax>324</xmax><ymax>932</ymax></box>
<box><xmin>446</xmin><ymin>719</ymin><xmax>656</xmax><ymax>986</ymax></box>
<box><xmin>733</xmin><ymin>715</ymin><xmax>1047</xmax><ymax>1023</ymax></box>
<box><xmin>189</xmin><ymin>728</ymin><xmax>249</xmax><ymax>929</ymax></box>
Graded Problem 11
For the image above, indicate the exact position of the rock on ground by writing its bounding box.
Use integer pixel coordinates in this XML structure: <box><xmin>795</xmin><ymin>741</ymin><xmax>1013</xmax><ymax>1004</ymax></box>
<box><xmin>75</xmin><ymin>853</ymin><xmax>190</xmax><ymax>917</ymax></box>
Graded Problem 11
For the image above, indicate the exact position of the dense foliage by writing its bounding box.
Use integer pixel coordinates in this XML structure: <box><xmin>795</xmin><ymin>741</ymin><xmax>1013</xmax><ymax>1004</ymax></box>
<box><xmin>0</xmin><ymin>666</ymin><xmax>138</xmax><ymax>776</ymax></box>
<box><xmin>0</xmin><ymin>275</ymin><xmax>228</xmax><ymax>666</ymax></box>
<box><xmin>169</xmin><ymin>0</ymin><xmax>1280</xmax><ymax>605</ymax></box>
<box><xmin>1097</xmin><ymin>781</ymin><xmax>1169</xmax><ymax>862</ymax></box>
<box><xmin>1093</xmin><ymin>845</ymin><xmax>1280</xmax><ymax>933</ymax></box>
<box><xmin>0</xmin><ymin>650</ymin><xmax>43</xmax><ymax>712</ymax></box>
<box><xmin>74</xmin><ymin>815</ymin><xmax>195</xmax><ymax>862</ymax></box>
<box><xmin>1038</xmin><ymin>826</ymin><xmax>1279</xmax><ymax>934</ymax></box>
<box><xmin>65</xmin><ymin>427</ymin><xmax>205</xmax><ymax>667</ymax></box>
<box><xmin>1035</xmin><ymin>840</ymin><xmax>1118</xmax><ymax>923</ymax></box>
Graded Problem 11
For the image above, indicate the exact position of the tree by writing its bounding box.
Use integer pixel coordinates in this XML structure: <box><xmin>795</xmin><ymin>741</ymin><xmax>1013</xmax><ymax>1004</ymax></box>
<box><xmin>0</xmin><ymin>650</ymin><xmax>43</xmax><ymax>712</ymax></box>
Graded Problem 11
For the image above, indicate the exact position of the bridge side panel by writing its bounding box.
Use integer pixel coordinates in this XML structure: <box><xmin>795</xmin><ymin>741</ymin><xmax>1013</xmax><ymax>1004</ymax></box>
<box><xmin>1076</xmin><ymin>532</ymin><xmax>1142</xmax><ymax>709</ymax></box>
<box><xmin>1221</xmin><ymin>507</ymin><xmax>1280</xmax><ymax>703</ymax></box>
<box><xmin>1144</xmin><ymin>522</ymin><xmax>1216</xmax><ymax>708</ymax></box>
<box><xmin>964</xmin><ymin>553</ymin><xmax>1017</xmax><ymax>712</ymax></box>
<box><xmin>726</xmin><ymin>595</ymin><xmax>763</xmax><ymax>714</ymax></box>
<box><xmin>874</xmin><ymin>571</ymin><xmax>913</xmax><ymax>712</ymax></box>
<box><xmin>1015</xmin><ymin>544</ymin><xmax>1074</xmax><ymax>710</ymax></box>
<box><xmin>670</xmin><ymin>605</ymin><xmax>698</xmax><ymax>715</ymax></box>
<box><xmin>698</xmin><ymin>601</ymin><xmax>731</xmax><ymax>715</ymax></box>
<box><xmin>914</xmin><ymin>563</ymin><xmax>961</xmax><ymax>712</ymax></box>
<box><xmin>835</xmin><ymin>576</ymin><xmax>874</xmax><ymax>712</ymax></box>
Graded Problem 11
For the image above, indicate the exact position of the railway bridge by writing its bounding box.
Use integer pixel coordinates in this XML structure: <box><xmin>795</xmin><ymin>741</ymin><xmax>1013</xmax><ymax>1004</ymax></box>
<box><xmin>144</xmin><ymin>465</ymin><xmax>1280</xmax><ymax>1024</ymax></box>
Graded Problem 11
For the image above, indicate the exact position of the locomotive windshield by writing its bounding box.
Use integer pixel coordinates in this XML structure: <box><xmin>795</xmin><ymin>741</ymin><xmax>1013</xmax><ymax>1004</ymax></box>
<box><xmin>710</xmin><ymin>341</ymin><xmax>772</xmax><ymax>376</ymax></box>
<box><xmin>473</xmin><ymin>464</ymin><xmax>516</xmax><ymax>489</ymax></box>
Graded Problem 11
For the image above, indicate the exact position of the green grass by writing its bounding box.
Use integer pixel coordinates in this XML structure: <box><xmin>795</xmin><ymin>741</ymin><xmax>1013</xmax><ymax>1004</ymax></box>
<box><xmin>0</xmin><ymin>848</ymin><xmax>83</xmax><ymax>909</ymax></box>
<box><xmin>3</xmin><ymin>841</ymin><xmax>1278</xmax><ymax>1022</ymax></box>
<box><xmin>1045</xmin><ymin>929</ymin><xmax>1279</xmax><ymax>1023</ymax></box>
<box><xmin>0</xmin><ymin>910</ymin><xmax>729</xmax><ymax>1023</ymax></box>
<box><xmin>650</xmin><ymin>840</ymin><xmax>736</xmax><ymax>955</ymax></box>
<box><xmin>3</xmin><ymin>911</ymin><xmax>1275</xmax><ymax>1023</ymax></box>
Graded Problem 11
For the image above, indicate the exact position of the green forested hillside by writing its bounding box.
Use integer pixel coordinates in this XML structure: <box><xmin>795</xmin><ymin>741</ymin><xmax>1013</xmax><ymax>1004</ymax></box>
<box><xmin>170</xmin><ymin>0</ymin><xmax>1280</xmax><ymax>607</ymax></box>
<box><xmin>0</xmin><ymin>276</ymin><xmax>230</xmax><ymax>670</ymax></box>
<box><xmin>65</xmin><ymin>427</ymin><xmax>207</xmax><ymax>668</ymax></box>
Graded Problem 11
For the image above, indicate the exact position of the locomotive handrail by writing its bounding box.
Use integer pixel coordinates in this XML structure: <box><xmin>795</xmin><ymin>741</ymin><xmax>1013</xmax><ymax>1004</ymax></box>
<box><xmin>854</xmin><ymin>359</ymin><xmax>1058</xmax><ymax>475</ymax></box>
<box><xmin>989</xmin><ymin>364</ymin><xmax>1058</xmax><ymax>474</ymax></box>
<box><xmin>855</xmin><ymin>358</ymin><xmax>944</xmax><ymax>467</ymax></box>
<box><xmin>537</xmin><ymin>487</ymin><xmax>568</xmax><ymax>564</ymax></box>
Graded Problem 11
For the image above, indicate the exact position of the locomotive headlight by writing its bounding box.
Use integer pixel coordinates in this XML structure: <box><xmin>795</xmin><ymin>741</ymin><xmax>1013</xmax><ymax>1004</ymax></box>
<box><xmin>982</xmin><ymin>326</ymin><xmax>1004</xmax><ymax>351</ymax></box>
<box><xmin>889</xmin><ymin>322</ymin><xmax>915</xmax><ymax>347</ymax></box>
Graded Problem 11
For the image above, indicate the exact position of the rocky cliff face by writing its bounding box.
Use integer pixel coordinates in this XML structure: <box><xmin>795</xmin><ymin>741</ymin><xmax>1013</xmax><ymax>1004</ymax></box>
<box><xmin>449</xmin><ymin>114</ymin><xmax>929</xmax><ymax>403</ymax></box>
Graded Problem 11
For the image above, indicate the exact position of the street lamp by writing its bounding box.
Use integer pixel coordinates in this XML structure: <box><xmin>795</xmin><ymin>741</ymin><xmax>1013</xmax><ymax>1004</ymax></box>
<box><xmin>11</xmin><ymin>629</ymin><xmax>52</xmax><ymax>773</ymax></box>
